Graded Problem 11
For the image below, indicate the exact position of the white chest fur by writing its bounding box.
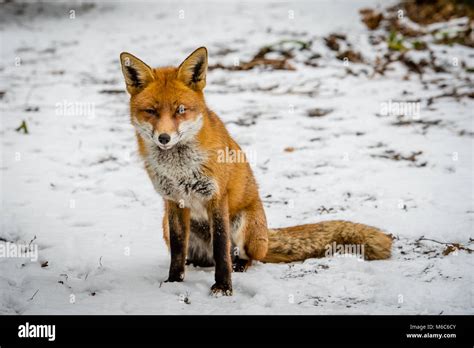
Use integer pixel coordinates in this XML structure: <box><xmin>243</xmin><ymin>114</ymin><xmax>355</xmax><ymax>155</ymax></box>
<box><xmin>143</xmin><ymin>142</ymin><xmax>217</xmax><ymax>220</ymax></box>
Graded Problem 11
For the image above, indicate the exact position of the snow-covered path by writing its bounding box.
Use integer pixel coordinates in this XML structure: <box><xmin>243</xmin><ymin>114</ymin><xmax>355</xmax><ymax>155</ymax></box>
<box><xmin>1</xmin><ymin>0</ymin><xmax>472</xmax><ymax>314</ymax></box>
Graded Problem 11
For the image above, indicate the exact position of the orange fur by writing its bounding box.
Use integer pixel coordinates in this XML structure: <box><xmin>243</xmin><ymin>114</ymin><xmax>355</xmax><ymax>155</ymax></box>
<box><xmin>120</xmin><ymin>47</ymin><xmax>392</xmax><ymax>294</ymax></box>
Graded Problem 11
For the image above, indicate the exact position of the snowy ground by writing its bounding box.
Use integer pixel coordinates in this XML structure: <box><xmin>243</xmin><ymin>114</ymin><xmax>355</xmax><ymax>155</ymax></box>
<box><xmin>0</xmin><ymin>0</ymin><xmax>473</xmax><ymax>314</ymax></box>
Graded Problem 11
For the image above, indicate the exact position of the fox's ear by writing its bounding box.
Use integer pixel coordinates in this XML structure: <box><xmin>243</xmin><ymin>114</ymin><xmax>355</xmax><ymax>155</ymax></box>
<box><xmin>120</xmin><ymin>52</ymin><xmax>154</xmax><ymax>95</ymax></box>
<box><xmin>177</xmin><ymin>47</ymin><xmax>208</xmax><ymax>91</ymax></box>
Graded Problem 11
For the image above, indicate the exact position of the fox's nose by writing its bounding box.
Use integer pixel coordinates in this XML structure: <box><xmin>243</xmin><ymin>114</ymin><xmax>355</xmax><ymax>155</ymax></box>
<box><xmin>158</xmin><ymin>133</ymin><xmax>171</xmax><ymax>145</ymax></box>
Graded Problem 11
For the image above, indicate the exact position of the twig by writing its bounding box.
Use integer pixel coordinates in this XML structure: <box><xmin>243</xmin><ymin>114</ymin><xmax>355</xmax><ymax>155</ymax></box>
<box><xmin>28</xmin><ymin>289</ymin><xmax>39</xmax><ymax>301</ymax></box>
<box><xmin>15</xmin><ymin>120</ymin><xmax>29</xmax><ymax>134</ymax></box>
<box><xmin>418</xmin><ymin>236</ymin><xmax>463</xmax><ymax>245</ymax></box>
<box><xmin>416</xmin><ymin>237</ymin><xmax>473</xmax><ymax>253</ymax></box>
<box><xmin>28</xmin><ymin>235</ymin><xmax>36</xmax><ymax>248</ymax></box>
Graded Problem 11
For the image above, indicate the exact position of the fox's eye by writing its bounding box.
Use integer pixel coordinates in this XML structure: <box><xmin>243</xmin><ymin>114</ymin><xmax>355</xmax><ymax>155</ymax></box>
<box><xmin>176</xmin><ymin>105</ymin><xmax>186</xmax><ymax>115</ymax></box>
<box><xmin>144</xmin><ymin>108</ymin><xmax>156</xmax><ymax>115</ymax></box>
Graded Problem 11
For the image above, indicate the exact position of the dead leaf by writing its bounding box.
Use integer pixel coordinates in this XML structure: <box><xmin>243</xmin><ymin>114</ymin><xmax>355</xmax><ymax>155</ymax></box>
<box><xmin>307</xmin><ymin>108</ymin><xmax>334</xmax><ymax>117</ymax></box>
<box><xmin>360</xmin><ymin>8</ymin><xmax>384</xmax><ymax>30</ymax></box>
<box><xmin>442</xmin><ymin>244</ymin><xmax>459</xmax><ymax>256</ymax></box>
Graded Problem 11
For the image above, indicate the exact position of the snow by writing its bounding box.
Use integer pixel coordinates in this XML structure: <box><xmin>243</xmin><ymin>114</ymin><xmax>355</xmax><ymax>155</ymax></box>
<box><xmin>1</xmin><ymin>0</ymin><xmax>473</xmax><ymax>314</ymax></box>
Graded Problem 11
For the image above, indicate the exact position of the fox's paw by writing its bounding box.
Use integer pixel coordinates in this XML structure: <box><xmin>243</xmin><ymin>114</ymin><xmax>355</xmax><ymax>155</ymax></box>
<box><xmin>210</xmin><ymin>283</ymin><xmax>233</xmax><ymax>297</ymax></box>
<box><xmin>165</xmin><ymin>272</ymin><xmax>184</xmax><ymax>283</ymax></box>
<box><xmin>232</xmin><ymin>258</ymin><xmax>251</xmax><ymax>272</ymax></box>
<box><xmin>232</xmin><ymin>263</ymin><xmax>246</xmax><ymax>273</ymax></box>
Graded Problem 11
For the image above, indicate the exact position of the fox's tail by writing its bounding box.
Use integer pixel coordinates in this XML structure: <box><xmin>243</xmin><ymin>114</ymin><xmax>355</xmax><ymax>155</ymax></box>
<box><xmin>263</xmin><ymin>220</ymin><xmax>392</xmax><ymax>263</ymax></box>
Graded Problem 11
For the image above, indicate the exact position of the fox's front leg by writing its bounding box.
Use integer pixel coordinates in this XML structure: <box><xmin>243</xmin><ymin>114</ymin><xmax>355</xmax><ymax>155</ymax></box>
<box><xmin>209</xmin><ymin>197</ymin><xmax>233</xmax><ymax>296</ymax></box>
<box><xmin>166</xmin><ymin>201</ymin><xmax>190</xmax><ymax>282</ymax></box>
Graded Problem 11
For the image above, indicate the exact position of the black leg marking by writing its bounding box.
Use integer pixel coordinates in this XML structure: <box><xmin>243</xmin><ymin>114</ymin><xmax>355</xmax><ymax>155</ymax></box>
<box><xmin>210</xmin><ymin>210</ymin><xmax>232</xmax><ymax>296</ymax></box>
<box><xmin>166</xmin><ymin>205</ymin><xmax>189</xmax><ymax>282</ymax></box>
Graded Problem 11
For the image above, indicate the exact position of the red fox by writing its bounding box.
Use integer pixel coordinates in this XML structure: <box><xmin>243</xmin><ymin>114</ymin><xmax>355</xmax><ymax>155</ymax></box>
<box><xmin>120</xmin><ymin>47</ymin><xmax>392</xmax><ymax>296</ymax></box>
